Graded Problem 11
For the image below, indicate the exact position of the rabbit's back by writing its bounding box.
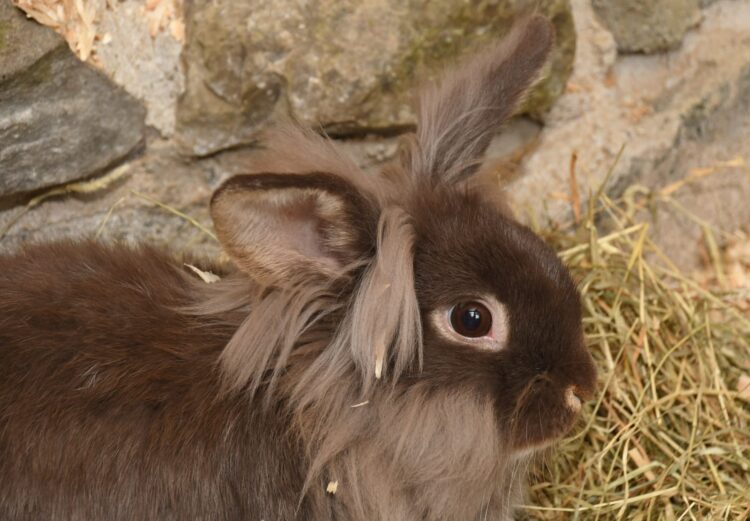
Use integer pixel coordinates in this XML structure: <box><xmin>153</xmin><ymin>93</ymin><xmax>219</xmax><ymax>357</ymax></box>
<box><xmin>0</xmin><ymin>241</ymin><xmax>306</xmax><ymax>520</ymax></box>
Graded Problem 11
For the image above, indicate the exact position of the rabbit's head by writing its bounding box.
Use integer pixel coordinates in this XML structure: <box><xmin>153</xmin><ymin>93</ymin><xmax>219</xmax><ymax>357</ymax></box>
<box><xmin>208</xmin><ymin>15</ymin><xmax>596</xmax><ymax>457</ymax></box>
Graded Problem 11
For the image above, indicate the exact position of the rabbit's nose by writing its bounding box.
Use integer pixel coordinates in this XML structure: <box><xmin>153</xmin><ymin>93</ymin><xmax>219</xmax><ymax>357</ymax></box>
<box><xmin>564</xmin><ymin>386</ymin><xmax>582</xmax><ymax>412</ymax></box>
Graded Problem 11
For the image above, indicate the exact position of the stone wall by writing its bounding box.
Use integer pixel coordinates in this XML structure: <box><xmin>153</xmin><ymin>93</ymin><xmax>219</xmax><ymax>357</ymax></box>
<box><xmin>1</xmin><ymin>0</ymin><xmax>749</xmax><ymax>272</ymax></box>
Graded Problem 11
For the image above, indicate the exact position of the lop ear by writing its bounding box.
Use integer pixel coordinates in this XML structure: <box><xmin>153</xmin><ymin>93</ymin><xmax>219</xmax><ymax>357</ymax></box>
<box><xmin>412</xmin><ymin>15</ymin><xmax>554</xmax><ymax>184</ymax></box>
<box><xmin>210</xmin><ymin>173</ymin><xmax>376</xmax><ymax>284</ymax></box>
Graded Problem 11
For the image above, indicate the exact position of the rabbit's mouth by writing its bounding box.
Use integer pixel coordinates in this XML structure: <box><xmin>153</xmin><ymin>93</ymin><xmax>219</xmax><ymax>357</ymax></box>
<box><xmin>506</xmin><ymin>380</ymin><xmax>588</xmax><ymax>452</ymax></box>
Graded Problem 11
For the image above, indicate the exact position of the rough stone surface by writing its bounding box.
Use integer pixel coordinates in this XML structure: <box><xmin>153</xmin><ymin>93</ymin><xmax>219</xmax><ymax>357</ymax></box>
<box><xmin>3</xmin><ymin>0</ymin><xmax>749</xmax><ymax>275</ymax></box>
<box><xmin>96</xmin><ymin>0</ymin><xmax>184</xmax><ymax>136</ymax></box>
<box><xmin>0</xmin><ymin>4</ymin><xmax>147</xmax><ymax>198</ymax></box>
<box><xmin>176</xmin><ymin>0</ymin><xmax>576</xmax><ymax>156</ymax></box>
<box><xmin>0</xmin><ymin>2</ymin><xmax>60</xmax><ymax>82</ymax></box>
<box><xmin>592</xmin><ymin>0</ymin><xmax>701</xmax><ymax>54</ymax></box>
<box><xmin>0</xmin><ymin>139</ymin><xmax>219</xmax><ymax>255</ymax></box>
<box><xmin>507</xmin><ymin>0</ymin><xmax>750</xmax><ymax>269</ymax></box>
<box><xmin>639</xmin><ymin>64</ymin><xmax>750</xmax><ymax>271</ymax></box>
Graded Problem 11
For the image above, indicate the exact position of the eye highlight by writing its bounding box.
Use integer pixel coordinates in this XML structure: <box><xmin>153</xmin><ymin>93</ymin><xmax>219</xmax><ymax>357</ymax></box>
<box><xmin>450</xmin><ymin>301</ymin><xmax>492</xmax><ymax>338</ymax></box>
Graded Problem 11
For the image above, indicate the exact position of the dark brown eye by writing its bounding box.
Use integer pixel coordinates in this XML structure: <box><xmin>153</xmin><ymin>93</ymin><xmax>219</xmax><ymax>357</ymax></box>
<box><xmin>449</xmin><ymin>301</ymin><xmax>492</xmax><ymax>338</ymax></box>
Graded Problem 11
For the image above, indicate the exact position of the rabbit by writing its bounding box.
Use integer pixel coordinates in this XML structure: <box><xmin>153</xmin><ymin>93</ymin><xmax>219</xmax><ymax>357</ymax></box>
<box><xmin>0</xmin><ymin>15</ymin><xmax>597</xmax><ymax>521</ymax></box>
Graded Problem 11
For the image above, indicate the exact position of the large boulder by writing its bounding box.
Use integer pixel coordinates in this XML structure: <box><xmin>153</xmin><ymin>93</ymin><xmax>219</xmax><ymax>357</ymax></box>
<box><xmin>176</xmin><ymin>0</ymin><xmax>575</xmax><ymax>156</ymax></box>
<box><xmin>592</xmin><ymin>0</ymin><xmax>701</xmax><ymax>53</ymax></box>
<box><xmin>0</xmin><ymin>2</ymin><xmax>146</xmax><ymax>199</ymax></box>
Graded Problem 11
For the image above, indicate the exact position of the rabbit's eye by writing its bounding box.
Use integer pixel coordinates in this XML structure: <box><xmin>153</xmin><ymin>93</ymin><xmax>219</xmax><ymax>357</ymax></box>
<box><xmin>450</xmin><ymin>302</ymin><xmax>492</xmax><ymax>338</ymax></box>
<box><xmin>432</xmin><ymin>296</ymin><xmax>507</xmax><ymax>351</ymax></box>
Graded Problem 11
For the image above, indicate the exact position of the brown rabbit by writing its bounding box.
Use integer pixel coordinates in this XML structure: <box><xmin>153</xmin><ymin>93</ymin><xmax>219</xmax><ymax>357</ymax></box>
<box><xmin>0</xmin><ymin>16</ymin><xmax>597</xmax><ymax>521</ymax></box>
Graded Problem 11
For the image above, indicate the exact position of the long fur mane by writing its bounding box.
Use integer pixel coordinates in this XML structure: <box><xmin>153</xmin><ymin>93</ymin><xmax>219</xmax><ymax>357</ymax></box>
<box><xmin>184</xmin><ymin>15</ymin><xmax>554</xmax><ymax>519</ymax></box>
<box><xmin>183</xmin><ymin>125</ymin><xmax>524</xmax><ymax>520</ymax></box>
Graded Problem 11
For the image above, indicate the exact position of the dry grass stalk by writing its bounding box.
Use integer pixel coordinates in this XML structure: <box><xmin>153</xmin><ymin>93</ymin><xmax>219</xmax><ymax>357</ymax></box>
<box><xmin>568</xmin><ymin>151</ymin><xmax>582</xmax><ymax>225</ymax></box>
<box><xmin>0</xmin><ymin>163</ymin><xmax>131</xmax><ymax>240</ymax></box>
<box><xmin>184</xmin><ymin>263</ymin><xmax>220</xmax><ymax>283</ymax></box>
<box><xmin>13</xmin><ymin>0</ymin><xmax>100</xmax><ymax>61</ymax></box>
<box><xmin>129</xmin><ymin>189</ymin><xmax>217</xmax><ymax>241</ymax></box>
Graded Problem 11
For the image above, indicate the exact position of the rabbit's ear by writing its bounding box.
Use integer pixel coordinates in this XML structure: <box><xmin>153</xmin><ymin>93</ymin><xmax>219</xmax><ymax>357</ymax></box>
<box><xmin>211</xmin><ymin>173</ymin><xmax>375</xmax><ymax>284</ymax></box>
<box><xmin>412</xmin><ymin>15</ymin><xmax>554</xmax><ymax>184</ymax></box>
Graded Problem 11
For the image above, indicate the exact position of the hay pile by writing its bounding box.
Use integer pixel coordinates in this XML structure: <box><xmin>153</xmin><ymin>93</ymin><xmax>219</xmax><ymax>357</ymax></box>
<box><xmin>522</xmin><ymin>178</ymin><xmax>750</xmax><ymax>519</ymax></box>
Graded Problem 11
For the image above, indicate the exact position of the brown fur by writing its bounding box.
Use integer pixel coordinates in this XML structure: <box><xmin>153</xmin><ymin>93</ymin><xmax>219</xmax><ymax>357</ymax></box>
<box><xmin>0</xmin><ymin>16</ymin><xmax>596</xmax><ymax>521</ymax></box>
<box><xmin>409</xmin><ymin>15</ymin><xmax>554</xmax><ymax>184</ymax></box>
<box><xmin>0</xmin><ymin>242</ymin><xmax>310</xmax><ymax>520</ymax></box>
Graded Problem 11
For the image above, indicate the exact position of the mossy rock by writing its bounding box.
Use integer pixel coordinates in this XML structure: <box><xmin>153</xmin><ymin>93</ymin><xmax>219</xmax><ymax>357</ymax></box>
<box><xmin>592</xmin><ymin>0</ymin><xmax>701</xmax><ymax>54</ymax></box>
<box><xmin>177</xmin><ymin>0</ymin><xmax>575</xmax><ymax>156</ymax></box>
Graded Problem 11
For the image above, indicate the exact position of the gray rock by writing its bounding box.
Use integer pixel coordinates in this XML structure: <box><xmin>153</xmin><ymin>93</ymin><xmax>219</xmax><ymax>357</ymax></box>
<box><xmin>0</xmin><ymin>1</ymin><xmax>60</xmax><ymax>82</ymax></box>
<box><xmin>0</xmin><ymin>139</ymin><xmax>220</xmax><ymax>256</ymax></box>
<box><xmin>592</xmin><ymin>0</ymin><xmax>701</xmax><ymax>53</ymax></box>
<box><xmin>176</xmin><ymin>0</ymin><xmax>575</xmax><ymax>156</ymax></box>
<box><xmin>0</xmin><ymin>3</ymin><xmax>146</xmax><ymax>198</ymax></box>
<box><xmin>96</xmin><ymin>0</ymin><xmax>185</xmax><ymax>137</ymax></box>
<box><xmin>644</xmin><ymin>63</ymin><xmax>750</xmax><ymax>270</ymax></box>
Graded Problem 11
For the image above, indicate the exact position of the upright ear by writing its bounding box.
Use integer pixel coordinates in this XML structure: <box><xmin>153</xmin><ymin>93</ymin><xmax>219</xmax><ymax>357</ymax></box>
<box><xmin>412</xmin><ymin>15</ymin><xmax>554</xmax><ymax>184</ymax></box>
<box><xmin>210</xmin><ymin>173</ymin><xmax>376</xmax><ymax>284</ymax></box>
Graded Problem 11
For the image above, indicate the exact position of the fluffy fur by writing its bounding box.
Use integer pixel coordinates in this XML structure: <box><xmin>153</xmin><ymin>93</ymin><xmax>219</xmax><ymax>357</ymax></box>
<box><xmin>0</xmin><ymin>15</ymin><xmax>596</xmax><ymax>521</ymax></box>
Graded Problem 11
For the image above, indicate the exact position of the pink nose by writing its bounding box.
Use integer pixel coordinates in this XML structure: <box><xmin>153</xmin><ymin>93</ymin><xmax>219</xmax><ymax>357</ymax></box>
<box><xmin>565</xmin><ymin>386</ymin><xmax>582</xmax><ymax>412</ymax></box>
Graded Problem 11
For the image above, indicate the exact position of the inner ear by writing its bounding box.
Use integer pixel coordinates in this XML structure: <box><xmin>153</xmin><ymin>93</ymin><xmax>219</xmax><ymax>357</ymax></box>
<box><xmin>211</xmin><ymin>173</ymin><xmax>376</xmax><ymax>284</ymax></box>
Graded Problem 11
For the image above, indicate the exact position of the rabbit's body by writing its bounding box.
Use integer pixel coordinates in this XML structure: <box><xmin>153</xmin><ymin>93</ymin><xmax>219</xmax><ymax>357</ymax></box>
<box><xmin>0</xmin><ymin>242</ymin><xmax>519</xmax><ymax>520</ymax></box>
<box><xmin>0</xmin><ymin>16</ymin><xmax>597</xmax><ymax>521</ymax></box>
<box><xmin>0</xmin><ymin>242</ymin><xmax>308</xmax><ymax>520</ymax></box>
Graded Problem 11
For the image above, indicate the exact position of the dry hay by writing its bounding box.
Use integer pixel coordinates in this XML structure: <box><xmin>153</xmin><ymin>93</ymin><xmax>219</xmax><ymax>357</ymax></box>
<box><xmin>521</xmin><ymin>159</ymin><xmax>750</xmax><ymax>520</ymax></box>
